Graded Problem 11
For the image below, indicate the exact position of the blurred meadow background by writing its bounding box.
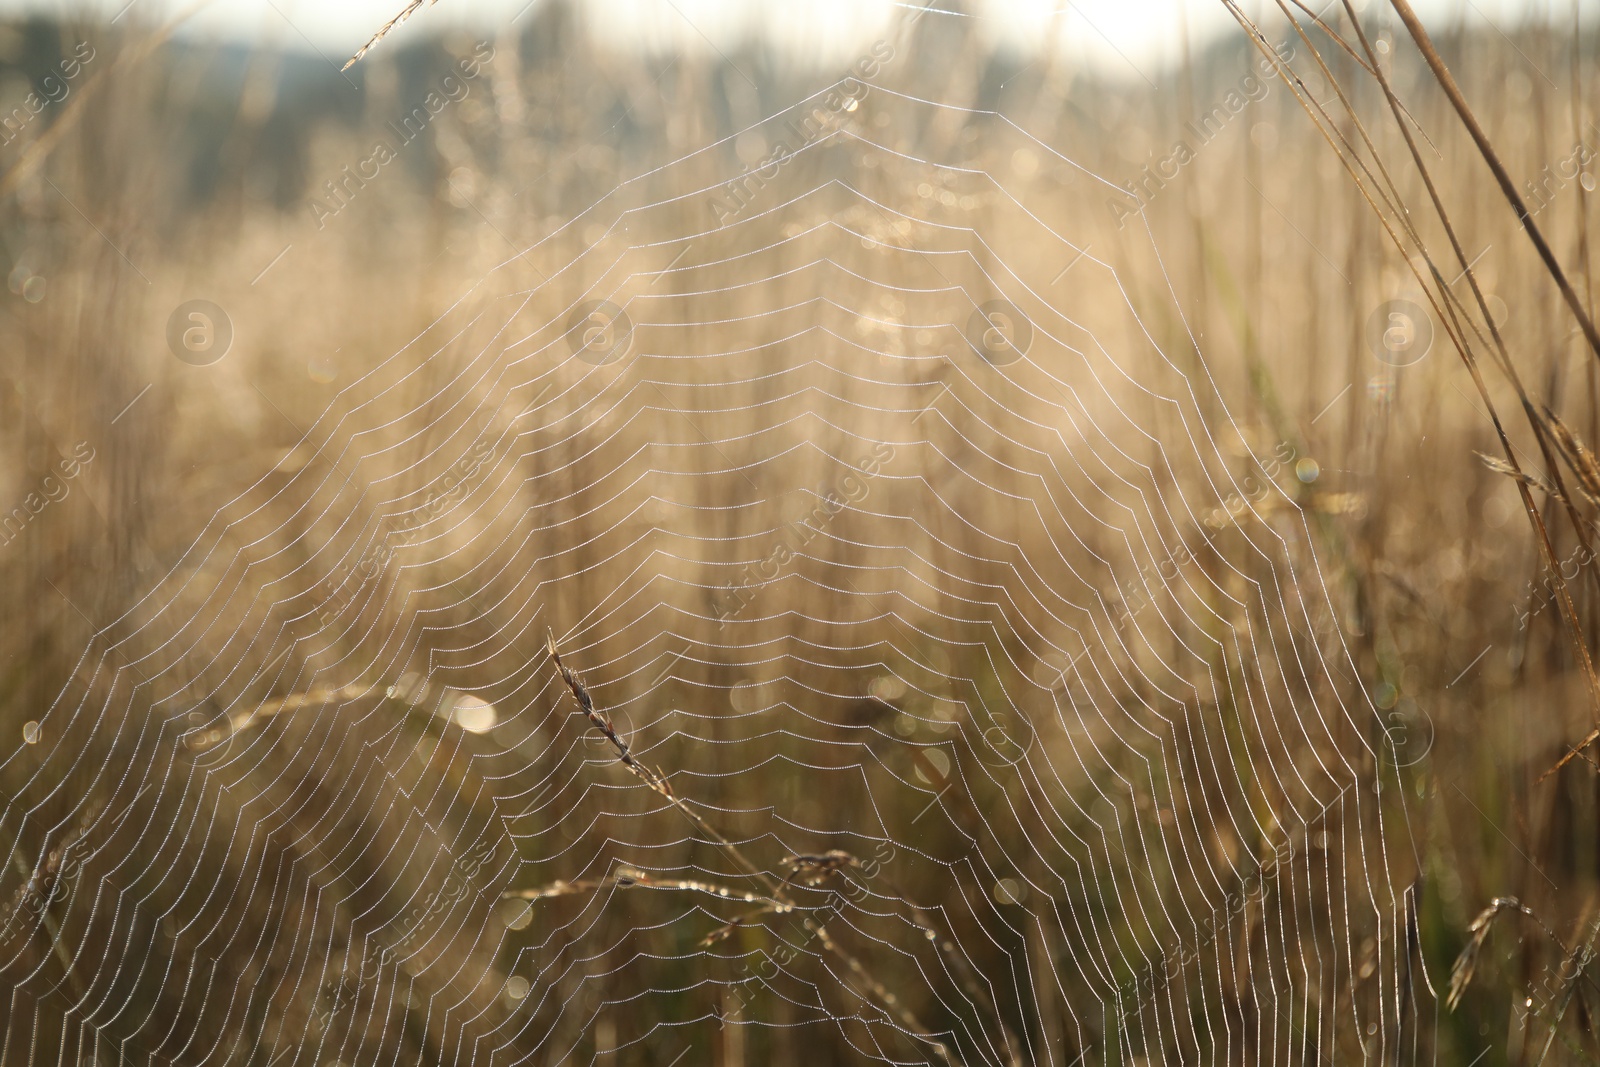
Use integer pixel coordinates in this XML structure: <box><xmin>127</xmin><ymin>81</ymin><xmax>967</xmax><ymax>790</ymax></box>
<box><xmin>0</xmin><ymin>0</ymin><xmax>1599</xmax><ymax>1064</ymax></box>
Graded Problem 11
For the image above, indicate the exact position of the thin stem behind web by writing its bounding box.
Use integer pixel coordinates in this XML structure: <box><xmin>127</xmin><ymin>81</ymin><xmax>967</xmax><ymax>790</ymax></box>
<box><xmin>344</xmin><ymin>0</ymin><xmax>437</xmax><ymax>70</ymax></box>
<box><xmin>1388</xmin><ymin>0</ymin><xmax>1600</xmax><ymax>364</ymax></box>
<box><xmin>545</xmin><ymin>631</ymin><xmax>780</xmax><ymax>897</ymax></box>
<box><xmin>543</xmin><ymin>632</ymin><xmax>962</xmax><ymax>1066</ymax></box>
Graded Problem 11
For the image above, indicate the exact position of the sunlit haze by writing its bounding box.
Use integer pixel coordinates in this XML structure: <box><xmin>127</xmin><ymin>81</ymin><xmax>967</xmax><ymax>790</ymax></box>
<box><xmin>0</xmin><ymin>0</ymin><xmax>1590</xmax><ymax>74</ymax></box>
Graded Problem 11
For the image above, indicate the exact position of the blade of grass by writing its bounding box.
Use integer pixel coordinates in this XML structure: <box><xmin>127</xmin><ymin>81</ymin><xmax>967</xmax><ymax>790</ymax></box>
<box><xmin>1388</xmin><ymin>0</ymin><xmax>1600</xmax><ymax>364</ymax></box>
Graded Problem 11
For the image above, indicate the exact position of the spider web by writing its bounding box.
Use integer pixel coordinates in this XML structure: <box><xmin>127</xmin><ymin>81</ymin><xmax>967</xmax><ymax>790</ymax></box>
<box><xmin>0</xmin><ymin>13</ymin><xmax>1422</xmax><ymax>1067</ymax></box>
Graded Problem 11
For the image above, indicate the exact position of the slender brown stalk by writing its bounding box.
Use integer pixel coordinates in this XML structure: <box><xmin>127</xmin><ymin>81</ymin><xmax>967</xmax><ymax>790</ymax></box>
<box><xmin>344</xmin><ymin>0</ymin><xmax>439</xmax><ymax>70</ymax></box>
<box><xmin>1388</xmin><ymin>0</ymin><xmax>1600</xmax><ymax>363</ymax></box>
<box><xmin>1334</xmin><ymin>0</ymin><xmax>1600</xmax><ymax>713</ymax></box>
<box><xmin>503</xmin><ymin>865</ymin><xmax>782</xmax><ymax>908</ymax></box>
<box><xmin>545</xmin><ymin>634</ymin><xmax>962</xmax><ymax>1065</ymax></box>
<box><xmin>1283</xmin><ymin>0</ymin><xmax>1438</xmax><ymax>151</ymax></box>
<box><xmin>1232</xmin><ymin>0</ymin><xmax>1600</xmax><ymax>721</ymax></box>
<box><xmin>545</xmin><ymin>631</ymin><xmax>778</xmax><ymax>894</ymax></box>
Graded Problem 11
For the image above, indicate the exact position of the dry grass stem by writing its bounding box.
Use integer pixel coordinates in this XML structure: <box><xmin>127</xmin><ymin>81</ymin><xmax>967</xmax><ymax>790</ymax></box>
<box><xmin>344</xmin><ymin>0</ymin><xmax>441</xmax><ymax>70</ymax></box>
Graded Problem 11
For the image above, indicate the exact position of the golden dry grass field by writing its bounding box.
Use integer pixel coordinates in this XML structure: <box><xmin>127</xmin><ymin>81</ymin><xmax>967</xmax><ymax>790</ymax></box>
<box><xmin>1</xmin><ymin>2</ymin><xmax>1599</xmax><ymax>1064</ymax></box>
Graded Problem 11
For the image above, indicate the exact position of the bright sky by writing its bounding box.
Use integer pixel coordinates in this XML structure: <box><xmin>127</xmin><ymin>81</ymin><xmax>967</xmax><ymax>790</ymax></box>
<box><xmin>8</xmin><ymin>0</ymin><xmax>1596</xmax><ymax>76</ymax></box>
